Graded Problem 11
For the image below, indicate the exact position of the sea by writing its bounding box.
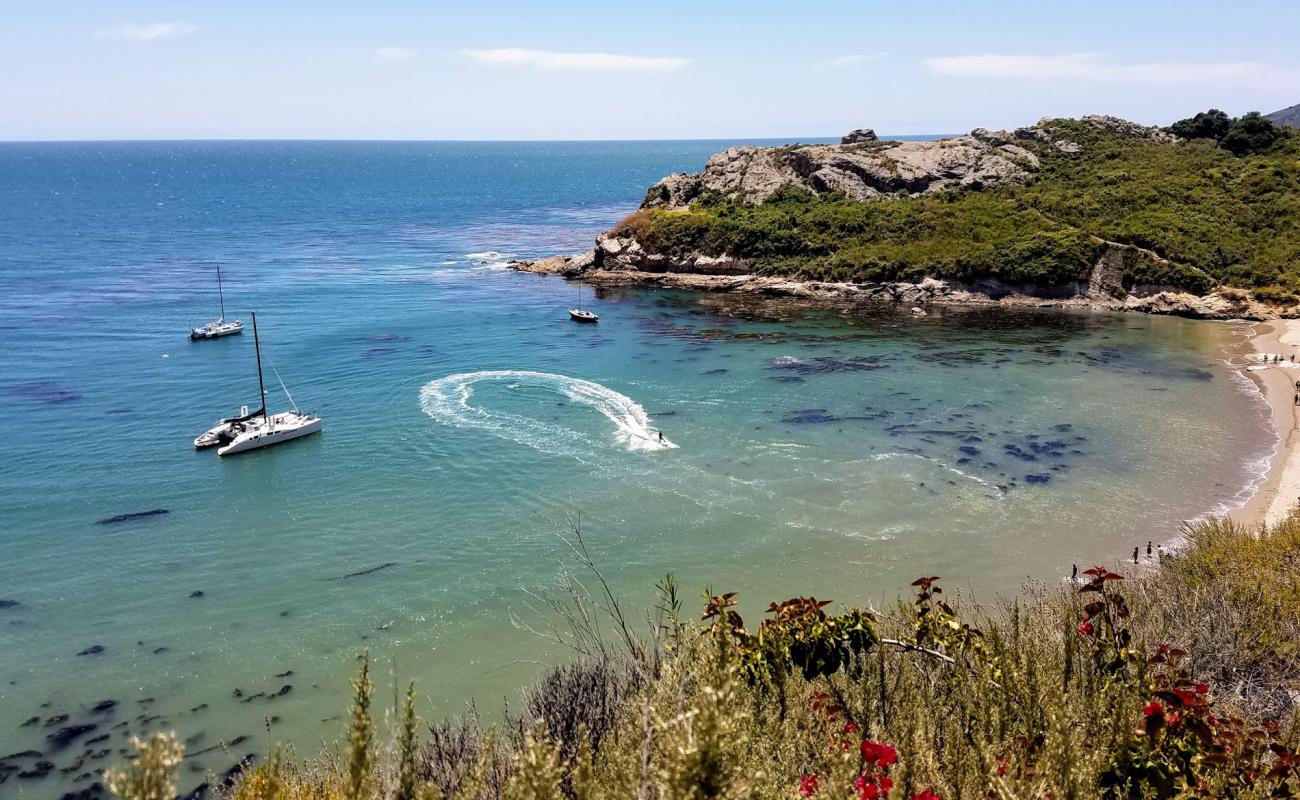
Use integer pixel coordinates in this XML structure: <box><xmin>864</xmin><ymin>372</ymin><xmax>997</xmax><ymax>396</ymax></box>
<box><xmin>0</xmin><ymin>139</ymin><xmax>1275</xmax><ymax>796</ymax></box>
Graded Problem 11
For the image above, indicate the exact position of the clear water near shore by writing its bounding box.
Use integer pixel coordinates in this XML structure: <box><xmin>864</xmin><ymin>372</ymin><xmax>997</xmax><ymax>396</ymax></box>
<box><xmin>0</xmin><ymin>140</ymin><xmax>1274</xmax><ymax>793</ymax></box>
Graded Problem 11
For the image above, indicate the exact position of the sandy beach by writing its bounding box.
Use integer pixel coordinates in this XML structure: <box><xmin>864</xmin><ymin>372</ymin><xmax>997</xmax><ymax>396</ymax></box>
<box><xmin>1232</xmin><ymin>319</ymin><xmax>1300</xmax><ymax>526</ymax></box>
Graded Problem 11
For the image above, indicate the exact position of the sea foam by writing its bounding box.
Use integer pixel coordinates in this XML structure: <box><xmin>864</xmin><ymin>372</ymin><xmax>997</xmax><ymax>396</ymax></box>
<box><xmin>420</xmin><ymin>370</ymin><xmax>676</xmax><ymax>454</ymax></box>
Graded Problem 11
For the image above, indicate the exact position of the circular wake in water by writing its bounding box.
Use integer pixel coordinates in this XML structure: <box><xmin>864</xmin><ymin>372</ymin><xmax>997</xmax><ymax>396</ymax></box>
<box><xmin>420</xmin><ymin>370</ymin><xmax>677</xmax><ymax>455</ymax></box>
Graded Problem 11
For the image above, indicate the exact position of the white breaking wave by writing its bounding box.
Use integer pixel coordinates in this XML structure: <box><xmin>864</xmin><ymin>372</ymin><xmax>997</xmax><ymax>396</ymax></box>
<box><xmin>420</xmin><ymin>370</ymin><xmax>677</xmax><ymax>454</ymax></box>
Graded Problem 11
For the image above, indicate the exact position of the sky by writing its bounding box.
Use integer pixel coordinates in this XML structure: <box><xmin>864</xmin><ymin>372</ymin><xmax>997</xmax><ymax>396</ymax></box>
<box><xmin>3</xmin><ymin>1</ymin><xmax>1299</xmax><ymax>140</ymax></box>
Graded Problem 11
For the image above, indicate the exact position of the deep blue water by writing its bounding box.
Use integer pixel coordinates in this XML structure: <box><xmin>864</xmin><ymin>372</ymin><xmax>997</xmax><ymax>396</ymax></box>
<box><xmin>0</xmin><ymin>140</ymin><xmax>1272</xmax><ymax>796</ymax></box>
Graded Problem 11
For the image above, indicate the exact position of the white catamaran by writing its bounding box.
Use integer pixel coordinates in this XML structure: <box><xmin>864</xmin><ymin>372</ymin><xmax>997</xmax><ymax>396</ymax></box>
<box><xmin>193</xmin><ymin>312</ymin><xmax>321</xmax><ymax>456</ymax></box>
<box><xmin>190</xmin><ymin>265</ymin><xmax>244</xmax><ymax>339</ymax></box>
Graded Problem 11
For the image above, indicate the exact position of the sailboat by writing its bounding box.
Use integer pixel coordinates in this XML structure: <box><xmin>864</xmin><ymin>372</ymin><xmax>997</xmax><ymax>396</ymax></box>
<box><xmin>568</xmin><ymin>275</ymin><xmax>598</xmax><ymax>323</ymax></box>
<box><xmin>193</xmin><ymin>312</ymin><xmax>322</xmax><ymax>455</ymax></box>
<box><xmin>190</xmin><ymin>266</ymin><xmax>244</xmax><ymax>339</ymax></box>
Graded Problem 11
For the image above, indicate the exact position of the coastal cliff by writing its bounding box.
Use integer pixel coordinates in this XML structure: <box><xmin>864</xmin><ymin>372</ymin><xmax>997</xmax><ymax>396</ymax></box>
<box><xmin>512</xmin><ymin>113</ymin><xmax>1298</xmax><ymax>320</ymax></box>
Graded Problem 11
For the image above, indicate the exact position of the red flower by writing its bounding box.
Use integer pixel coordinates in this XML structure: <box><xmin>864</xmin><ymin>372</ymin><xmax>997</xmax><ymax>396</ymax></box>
<box><xmin>915</xmin><ymin>789</ymin><xmax>942</xmax><ymax>800</ymax></box>
<box><xmin>1167</xmin><ymin>711</ymin><xmax>1180</xmax><ymax>728</ymax></box>
<box><xmin>798</xmin><ymin>774</ymin><xmax>820</xmax><ymax>797</ymax></box>
<box><xmin>859</xmin><ymin>740</ymin><xmax>898</xmax><ymax>769</ymax></box>
<box><xmin>1077</xmin><ymin>620</ymin><xmax>1094</xmax><ymax>636</ymax></box>
<box><xmin>856</xmin><ymin>777</ymin><xmax>892</xmax><ymax>800</ymax></box>
<box><xmin>995</xmin><ymin>755</ymin><xmax>1008</xmax><ymax>776</ymax></box>
<box><xmin>1195</xmin><ymin>683</ymin><xmax>1209</xmax><ymax>695</ymax></box>
<box><xmin>843</xmin><ymin>722</ymin><xmax>859</xmax><ymax>734</ymax></box>
<box><xmin>1142</xmin><ymin>701</ymin><xmax>1164</xmax><ymax>718</ymax></box>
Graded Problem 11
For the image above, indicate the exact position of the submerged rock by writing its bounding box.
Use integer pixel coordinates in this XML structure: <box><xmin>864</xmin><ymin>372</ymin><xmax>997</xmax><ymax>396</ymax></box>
<box><xmin>76</xmin><ymin>645</ymin><xmax>105</xmax><ymax>656</ymax></box>
<box><xmin>334</xmin><ymin>562</ymin><xmax>397</xmax><ymax>580</ymax></box>
<box><xmin>46</xmin><ymin>724</ymin><xmax>97</xmax><ymax>750</ymax></box>
<box><xmin>17</xmin><ymin>760</ymin><xmax>55</xmax><ymax>779</ymax></box>
<box><xmin>95</xmin><ymin>509</ymin><xmax>168</xmax><ymax>526</ymax></box>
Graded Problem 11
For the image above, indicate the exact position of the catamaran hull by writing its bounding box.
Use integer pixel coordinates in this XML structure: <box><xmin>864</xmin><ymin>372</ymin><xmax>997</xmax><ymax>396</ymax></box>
<box><xmin>190</xmin><ymin>322</ymin><xmax>244</xmax><ymax>340</ymax></box>
<box><xmin>217</xmin><ymin>416</ymin><xmax>322</xmax><ymax>456</ymax></box>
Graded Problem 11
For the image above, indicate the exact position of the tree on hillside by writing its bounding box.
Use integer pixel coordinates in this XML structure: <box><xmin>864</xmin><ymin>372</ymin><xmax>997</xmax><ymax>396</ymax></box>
<box><xmin>1219</xmin><ymin>111</ymin><xmax>1284</xmax><ymax>155</ymax></box>
<box><xmin>1169</xmin><ymin>108</ymin><xmax>1231</xmax><ymax>141</ymax></box>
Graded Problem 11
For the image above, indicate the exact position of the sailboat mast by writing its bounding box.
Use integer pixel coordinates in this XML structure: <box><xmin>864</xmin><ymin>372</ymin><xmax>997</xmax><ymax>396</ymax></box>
<box><xmin>217</xmin><ymin>266</ymin><xmax>226</xmax><ymax>320</ymax></box>
<box><xmin>252</xmin><ymin>312</ymin><xmax>267</xmax><ymax>419</ymax></box>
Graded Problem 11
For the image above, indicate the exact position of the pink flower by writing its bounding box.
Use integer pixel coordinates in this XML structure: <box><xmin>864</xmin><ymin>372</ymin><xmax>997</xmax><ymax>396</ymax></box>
<box><xmin>1077</xmin><ymin>620</ymin><xmax>1094</xmax><ymax>636</ymax></box>
<box><xmin>798</xmin><ymin>774</ymin><xmax>820</xmax><ymax>797</ymax></box>
<box><xmin>843</xmin><ymin>721</ymin><xmax>859</xmax><ymax>734</ymax></box>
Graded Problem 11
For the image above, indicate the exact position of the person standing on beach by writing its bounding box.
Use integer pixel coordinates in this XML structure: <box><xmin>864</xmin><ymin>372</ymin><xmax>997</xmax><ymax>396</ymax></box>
<box><xmin>1133</xmin><ymin>546</ymin><xmax>1139</xmax><ymax>564</ymax></box>
<box><xmin>1147</xmin><ymin>541</ymin><xmax>1152</xmax><ymax>557</ymax></box>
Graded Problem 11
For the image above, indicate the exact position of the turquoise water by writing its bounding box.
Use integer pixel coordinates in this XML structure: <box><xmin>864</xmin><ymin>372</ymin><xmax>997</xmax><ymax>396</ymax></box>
<box><xmin>0</xmin><ymin>141</ymin><xmax>1273</xmax><ymax>796</ymax></box>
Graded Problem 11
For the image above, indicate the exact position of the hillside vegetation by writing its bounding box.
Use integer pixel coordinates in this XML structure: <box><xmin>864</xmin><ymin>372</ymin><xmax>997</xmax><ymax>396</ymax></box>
<box><xmin>108</xmin><ymin>514</ymin><xmax>1300</xmax><ymax>800</ymax></box>
<box><xmin>611</xmin><ymin>115</ymin><xmax>1300</xmax><ymax>300</ymax></box>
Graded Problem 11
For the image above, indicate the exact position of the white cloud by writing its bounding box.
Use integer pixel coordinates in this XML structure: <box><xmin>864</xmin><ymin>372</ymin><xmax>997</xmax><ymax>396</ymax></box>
<box><xmin>462</xmin><ymin>48</ymin><xmax>689</xmax><ymax>73</ymax></box>
<box><xmin>923</xmin><ymin>53</ymin><xmax>1292</xmax><ymax>87</ymax></box>
<box><xmin>376</xmin><ymin>46</ymin><xmax>417</xmax><ymax>63</ymax></box>
<box><xmin>819</xmin><ymin>52</ymin><xmax>889</xmax><ymax>69</ymax></box>
<box><xmin>95</xmin><ymin>22</ymin><xmax>200</xmax><ymax>42</ymax></box>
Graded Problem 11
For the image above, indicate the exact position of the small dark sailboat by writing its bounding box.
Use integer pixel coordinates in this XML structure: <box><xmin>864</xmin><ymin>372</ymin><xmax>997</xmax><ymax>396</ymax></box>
<box><xmin>568</xmin><ymin>276</ymin><xmax>598</xmax><ymax>323</ymax></box>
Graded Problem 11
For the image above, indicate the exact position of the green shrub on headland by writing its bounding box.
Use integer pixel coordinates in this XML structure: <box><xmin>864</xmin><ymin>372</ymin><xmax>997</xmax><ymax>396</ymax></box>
<box><xmin>109</xmin><ymin>514</ymin><xmax>1300</xmax><ymax>799</ymax></box>
<box><xmin>613</xmin><ymin>113</ymin><xmax>1298</xmax><ymax>295</ymax></box>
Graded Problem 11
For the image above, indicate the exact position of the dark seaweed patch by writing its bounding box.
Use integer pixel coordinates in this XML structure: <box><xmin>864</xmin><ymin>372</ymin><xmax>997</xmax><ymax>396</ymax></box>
<box><xmin>769</xmin><ymin>355</ymin><xmax>888</xmax><ymax>375</ymax></box>
<box><xmin>96</xmin><ymin>509</ymin><xmax>168</xmax><ymax>526</ymax></box>
<box><xmin>333</xmin><ymin>562</ymin><xmax>397</xmax><ymax>580</ymax></box>
<box><xmin>6</xmin><ymin>381</ymin><xmax>80</xmax><ymax>405</ymax></box>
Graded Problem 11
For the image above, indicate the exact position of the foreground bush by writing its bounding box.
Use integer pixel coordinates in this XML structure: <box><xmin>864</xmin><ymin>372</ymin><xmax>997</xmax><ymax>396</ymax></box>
<box><xmin>108</xmin><ymin>516</ymin><xmax>1300</xmax><ymax>799</ymax></box>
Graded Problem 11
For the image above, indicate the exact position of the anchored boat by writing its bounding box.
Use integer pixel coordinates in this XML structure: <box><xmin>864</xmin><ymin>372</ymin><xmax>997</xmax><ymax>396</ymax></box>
<box><xmin>194</xmin><ymin>312</ymin><xmax>321</xmax><ymax>456</ymax></box>
<box><xmin>190</xmin><ymin>265</ymin><xmax>244</xmax><ymax>339</ymax></box>
<box><xmin>568</xmin><ymin>276</ymin><xmax>598</xmax><ymax>323</ymax></box>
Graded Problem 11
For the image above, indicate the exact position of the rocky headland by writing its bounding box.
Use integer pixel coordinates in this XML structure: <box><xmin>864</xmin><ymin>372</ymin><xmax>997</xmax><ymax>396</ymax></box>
<box><xmin>511</xmin><ymin>114</ymin><xmax>1292</xmax><ymax>321</ymax></box>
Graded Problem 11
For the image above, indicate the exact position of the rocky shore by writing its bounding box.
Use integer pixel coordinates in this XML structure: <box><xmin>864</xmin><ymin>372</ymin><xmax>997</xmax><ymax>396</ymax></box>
<box><xmin>510</xmin><ymin>115</ymin><xmax>1288</xmax><ymax>321</ymax></box>
<box><xmin>509</xmin><ymin>240</ymin><xmax>1277</xmax><ymax>321</ymax></box>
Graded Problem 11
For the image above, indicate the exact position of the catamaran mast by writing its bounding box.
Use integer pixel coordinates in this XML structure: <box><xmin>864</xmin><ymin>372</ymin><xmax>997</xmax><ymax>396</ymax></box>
<box><xmin>252</xmin><ymin>312</ymin><xmax>267</xmax><ymax>420</ymax></box>
<box><xmin>217</xmin><ymin>265</ymin><xmax>226</xmax><ymax>321</ymax></box>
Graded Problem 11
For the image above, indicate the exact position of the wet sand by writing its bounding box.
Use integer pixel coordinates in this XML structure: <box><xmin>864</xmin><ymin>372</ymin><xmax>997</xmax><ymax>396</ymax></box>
<box><xmin>1233</xmin><ymin>319</ymin><xmax>1300</xmax><ymax>527</ymax></box>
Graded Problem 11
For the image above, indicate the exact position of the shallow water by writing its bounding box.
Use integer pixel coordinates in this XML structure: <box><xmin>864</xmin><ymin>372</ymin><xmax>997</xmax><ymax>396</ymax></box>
<box><xmin>0</xmin><ymin>141</ymin><xmax>1273</xmax><ymax>795</ymax></box>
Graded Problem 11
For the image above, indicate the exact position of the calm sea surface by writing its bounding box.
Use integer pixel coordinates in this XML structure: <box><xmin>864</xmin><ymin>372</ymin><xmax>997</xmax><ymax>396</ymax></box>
<box><xmin>0</xmin><ymin>140</ymin><xmax>1273</xmax><ymax>794</ymax></box>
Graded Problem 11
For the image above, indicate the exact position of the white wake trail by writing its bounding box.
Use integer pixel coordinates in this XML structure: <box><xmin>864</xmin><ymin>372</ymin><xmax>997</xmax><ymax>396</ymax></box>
<box><xmin>420</xmin><ymin>370</ymin><xmax>677</xmax><ymax>454</ymax></box>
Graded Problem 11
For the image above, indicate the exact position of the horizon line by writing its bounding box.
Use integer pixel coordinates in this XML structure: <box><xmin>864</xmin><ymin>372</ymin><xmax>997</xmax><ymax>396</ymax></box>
<box><xmin>0</xmin><ymin>133</ymin><xmax>960</xmax><ymax>145</ymax></box>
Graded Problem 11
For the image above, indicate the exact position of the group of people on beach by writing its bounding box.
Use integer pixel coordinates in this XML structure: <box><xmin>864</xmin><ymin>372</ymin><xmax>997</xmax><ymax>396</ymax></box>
<box><xmin>1070</xmin><ymin>540</ymin><xmax>1159</xmax><ymax>583</ymax></box>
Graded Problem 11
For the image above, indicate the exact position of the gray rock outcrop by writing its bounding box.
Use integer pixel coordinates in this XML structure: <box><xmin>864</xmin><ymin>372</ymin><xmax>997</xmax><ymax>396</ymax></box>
<box><xmin>841</xmin><ymin>128</ymin><xmax>878</xmax><ymax>144</ymax></box>
<box><xmin>640</xmin><ymin>134</ymin><xmax>1039</xmax><ymax>209</ymax></box>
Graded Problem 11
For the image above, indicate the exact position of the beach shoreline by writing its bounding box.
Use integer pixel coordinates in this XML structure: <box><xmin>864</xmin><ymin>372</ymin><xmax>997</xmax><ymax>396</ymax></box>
<box><xmin>1232</xmin><ymin>319</ymin><xmax>1300</xmax><ymax>527</ymax></box>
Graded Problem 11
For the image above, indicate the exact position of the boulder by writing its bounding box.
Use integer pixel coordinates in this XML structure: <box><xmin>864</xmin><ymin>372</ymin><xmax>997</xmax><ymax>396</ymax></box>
<box><xmin>841</xmin><ymin>128</ymin><xmax>878</xmax><ymax>144</ymax></box>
